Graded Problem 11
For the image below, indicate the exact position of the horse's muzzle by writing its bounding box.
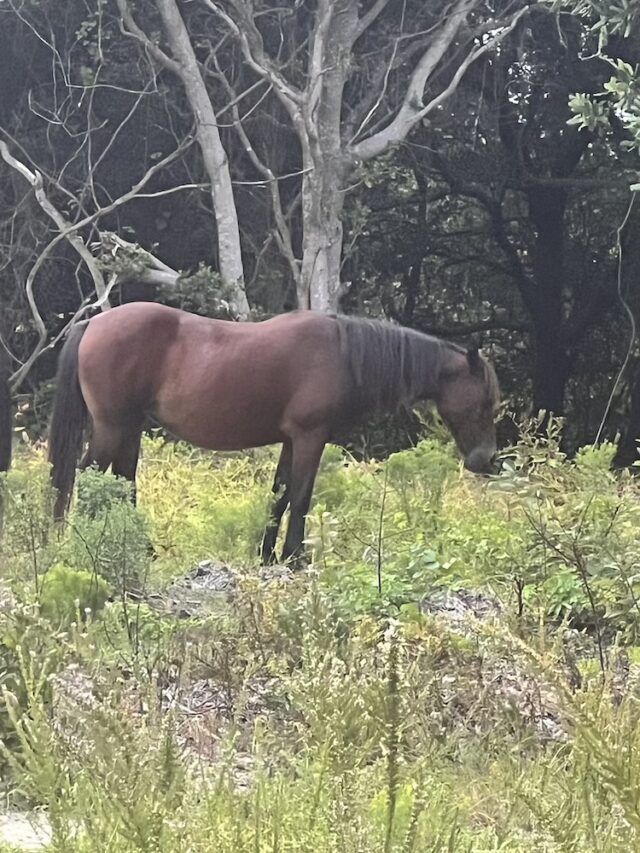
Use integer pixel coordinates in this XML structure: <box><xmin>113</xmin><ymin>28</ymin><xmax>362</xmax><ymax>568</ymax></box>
<box><xmin>464</xmin><ymin>447</ymin><xmax>498</xmax><ymax>476</ymax></box>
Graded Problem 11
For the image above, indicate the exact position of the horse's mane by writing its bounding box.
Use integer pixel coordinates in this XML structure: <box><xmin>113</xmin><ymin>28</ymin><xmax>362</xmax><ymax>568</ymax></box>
<box><xmin>334</xmin><ymin>315</ymin><xmax>444</xmax><ymax>412</ymax></box>
<box><xmin>333</xmin><ymin>314</ymin><xmax>499</xmax><ymax>414</ymax></box>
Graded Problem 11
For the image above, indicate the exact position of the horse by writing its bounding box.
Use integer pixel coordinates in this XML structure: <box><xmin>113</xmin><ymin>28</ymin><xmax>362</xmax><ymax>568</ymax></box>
<box><xmin>48</xmin><ymin>302</ymin><xmax>500</xmax><ymax>563</ymax></box>
<box><xmin>0</xmin><ymin>349</ymin><xmax>11</xmax><ymax>473</ymax></box>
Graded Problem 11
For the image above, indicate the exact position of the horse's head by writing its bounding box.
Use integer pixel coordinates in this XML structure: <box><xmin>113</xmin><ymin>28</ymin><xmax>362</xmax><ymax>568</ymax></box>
<box><xmin>435</xmin><ymin>346</ymin><xmax>499</xmax><ymax>475</ymax></box>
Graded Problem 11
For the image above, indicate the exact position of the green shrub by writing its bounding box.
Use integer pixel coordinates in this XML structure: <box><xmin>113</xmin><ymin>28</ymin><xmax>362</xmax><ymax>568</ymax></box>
<box><xmin>138</xmin><ymin>439</ymin><xmax>272</xmax><ymax>571</ymax></box>
<box><xmin>62</xmin><ymin>466</ymin><xmax>152</xmax><ymax>590</ymax></box>
<box><xmin>39</xmin><ymin>563</ymin><xmax>111</xmax><ymax>626</ymax></box>
<box><xmin>0</xmin><ymin>452</ymin><xmax>57</xmax><ymax>584</ymax></box>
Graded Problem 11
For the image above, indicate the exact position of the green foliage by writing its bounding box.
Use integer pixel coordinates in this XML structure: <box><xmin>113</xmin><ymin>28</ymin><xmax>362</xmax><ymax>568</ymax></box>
<box><xmin>4</xmin><ymin>432</ymin><xmax>640</xmax><ymax>849</ymax></box>
<box><xmin>60</xmin><ymin>467</ymin><xmax>152</xmax><ymax>590</ymax></box>
<box><xmin>138</xmin><ymin>439</ymin><xmax>272</xmax><ymax>572</ymax></box>
<box><xmin>2</xmin><ymin>650</ymin><xmax>187</xmax><ymax>851</ymax></box>
<box><xmin>0</xmin><ymin>456</ymin><xmax>57</xmax><ymax>584</ymax></box>
<box><xmin>95</xmin><ymin>233</ymin><xmax>151</xmax><ymax>283</ymax></box>
<box><xmin>160</xmin><ymin>263</ymin><xmax>239</xmax><ymax>320</ymax></box>
<box><xmin>74</xmin><ymin>464</ymin><xmax>136</xmax><ymax>518</ymax></box>
<box><xmin>39</xmin><ymin>564</ymin><xmax>110</xmax><ymax>626</ymax></box>
<box><xmin>0</xmin><ymin>588</ymin><xmax>75</xmax><ymax>786</ymax></box>
<box><xmin>564</xmin><ymin>0</ymin><xmax>639</xmax><ymax>45</ymax></box>
<box><xmin>565</xmin><ymin>1</ymin><xmax>640</xmax><ymax>156</ymax></box>
<box><xmin>568</xmin><ymin>91</ymin><xmax>610</xmax><ymax>132</ymax></box>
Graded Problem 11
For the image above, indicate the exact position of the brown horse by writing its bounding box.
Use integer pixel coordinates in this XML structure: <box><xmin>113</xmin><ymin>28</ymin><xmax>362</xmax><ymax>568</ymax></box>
<box><xmin>0</xmin><ymin>349</ymin><xmax>11</xmax><ymax>473</ymax></box>
<box><xmin>48</xmin><ymin>303</ymin><xmax>500</xmax><ymax>563</ymax></box>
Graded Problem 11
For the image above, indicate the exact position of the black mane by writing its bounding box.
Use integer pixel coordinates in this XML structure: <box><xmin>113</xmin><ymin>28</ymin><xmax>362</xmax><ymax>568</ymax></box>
<box><xmin>333</xmin><ymin>315</ymin><xmax>498</xmax><ymax>414</ymax></box>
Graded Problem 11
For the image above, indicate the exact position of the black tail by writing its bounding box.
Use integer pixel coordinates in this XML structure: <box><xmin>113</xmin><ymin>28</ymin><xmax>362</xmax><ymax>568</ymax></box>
<box><xmin>49</xmin><ymin>321</ymin><xmax>89</xmax><ymax>519</ymax></box>
<box><xmin>0</xmin><ymin>350</ymin><xmax>11</xmax><ymax>473</ymax></box>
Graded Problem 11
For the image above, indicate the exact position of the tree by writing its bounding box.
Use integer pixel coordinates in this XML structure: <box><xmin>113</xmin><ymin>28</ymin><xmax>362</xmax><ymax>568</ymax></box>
<box><xmin>116</xmin><ymin>0</ymin><xmax>250</xmax><ymax>317</ymax></box>
<box><xmin>337</xmin><ymin>6</ymin><xmax>640</xmax><ymax>444</ymax></box>
<box><xmin>159</xmin><ymin>0</ymin><xmax>529</xmax><ymax>310</ymax></box>
<box><xmin>0</xmin><ymin>0</ymin><xmax>245</xmax><ymax>392</ymax></box>
<box><xmin>5</xmin><ymin>0</ymin><xmax>637</xmax><ymax>450</ymax></box>
<box><xmin>402</xmin><ymin>10</ymin><xmax>629</xmax><ymax>420</ymax></box>
<box><xmin>561</xmin><ymin>0</ymin><xmax>640</xmax><ymax>458</ymax></box>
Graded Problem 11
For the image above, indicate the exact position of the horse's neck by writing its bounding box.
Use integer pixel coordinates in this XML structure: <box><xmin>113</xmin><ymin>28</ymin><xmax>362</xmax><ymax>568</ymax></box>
<box><xmin>429</xmin><ymin>343</ymin><xmax>465</xmax><ymax>399</ymax></box>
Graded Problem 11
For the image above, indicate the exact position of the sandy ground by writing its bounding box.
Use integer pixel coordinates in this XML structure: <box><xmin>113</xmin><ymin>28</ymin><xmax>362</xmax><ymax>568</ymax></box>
<box><xmin>0</xmin><ymin>812</ymin><xmax>51</xmax><ymax>851</ymax></box>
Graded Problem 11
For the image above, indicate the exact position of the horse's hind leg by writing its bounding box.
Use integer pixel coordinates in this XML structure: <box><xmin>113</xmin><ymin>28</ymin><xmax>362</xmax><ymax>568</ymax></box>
<box><xmin>82</xmin><ymin>420</ymin><xmax>142</xmax><ymax>502</ymax></box>
<box><xmin>81</xmin><ymin>421</ymin><xmax>123</xmax><ymax>473</ymax></box>
<box><xmin>112</xmin><ymin>427</ymin><xmax>142</xmax><ymax>504</ymax></box>
<box><xmin>260</xmin><ymin>441</ymin><xmax>292</xmax><ymax>565</ymax></box>
<box><xmin>282</xmin><ymin>431</ymin><xmax>326</xmax><ymax>565</ymax></box>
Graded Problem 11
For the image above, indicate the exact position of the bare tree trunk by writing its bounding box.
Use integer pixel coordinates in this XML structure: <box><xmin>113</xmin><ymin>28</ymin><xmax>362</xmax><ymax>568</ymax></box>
<box><xmin>156</xmin><ymin>0</ymin><xmax>249</xmax><ymax>317</ymax></box>
<box><xmin>300</xmin><ymin>155</ymin><xmax>346</xmax><ymax>311</ymax></box>
<box><xmin>296</xmin><ymin>1</ymin><xmax>357</xmax><ymax>311</ymax></box>
<box><xmin>122</xmin><ymin>0</ymin><xmax>250</xmax><ymax>318</ymax></box>
<box><xmin>205</xmin><ymin>0</ymin><xmax>526</xmax><ymax>312</ymax></box>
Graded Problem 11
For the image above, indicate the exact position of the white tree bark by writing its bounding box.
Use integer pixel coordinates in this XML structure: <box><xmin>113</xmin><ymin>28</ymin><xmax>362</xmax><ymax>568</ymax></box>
<box><xmin>118</xmin><ymin>0</ymin><xmax>251</xmax><ymax>318</ymax></box>
<box><xmin>204</xmin><ymin>0</ymin><xmax>528</xmax><ymax>312</ymax></box>
<box><xmin>349</xmin><ymin>3</ymin><xmax>529</xmax><ymax>161</ymax></box>
<box><xmin>298</xmin><ymin>1</ymin><xmax>356</xmax><ymax>310</ymax></box>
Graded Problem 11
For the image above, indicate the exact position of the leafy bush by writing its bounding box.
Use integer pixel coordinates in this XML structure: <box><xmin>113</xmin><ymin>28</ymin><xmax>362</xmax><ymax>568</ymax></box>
<box><xmin>39</xmin><ymin>564</ymin><xmax>110</xmax><ymax>626</ymax></box>
<box><xmin>61</xmin><ymin>467</ymin><xmax>152</xmax><ymax>590</ymax></box>
<box><xmin>138</xmin><ymin>439</ymin><xmax>272</xmax><ymax>572</ymax></box>
<box><xmin>160</xmin><ymin>263</ymin><xmax>239</xmax><ymax>320</ymax></box>
<box><xmin>0</xmin><ymin>455</ymin><xmax>57</xmax><ymax>584</ymax></box>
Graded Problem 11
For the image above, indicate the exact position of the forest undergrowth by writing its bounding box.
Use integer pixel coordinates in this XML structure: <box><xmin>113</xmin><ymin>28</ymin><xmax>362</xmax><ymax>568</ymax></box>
<box><xmin>1</xmin><ymin>422</ymin><xmax>640</xmax><ymax>851</ymax></box>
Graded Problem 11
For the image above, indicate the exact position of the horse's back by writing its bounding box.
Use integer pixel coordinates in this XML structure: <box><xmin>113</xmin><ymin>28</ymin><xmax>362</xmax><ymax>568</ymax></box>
<box><xmin>77</xmin><ymin>304</ymin><xmax>346</xmax><ymax>450</ymax></box>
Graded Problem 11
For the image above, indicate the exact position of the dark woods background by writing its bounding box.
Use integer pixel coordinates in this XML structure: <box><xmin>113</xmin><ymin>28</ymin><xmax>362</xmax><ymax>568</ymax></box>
<box><xmin>1</xmin><ymin>0</ymin><xmax>640</xmax><ymax>459</ymax></box>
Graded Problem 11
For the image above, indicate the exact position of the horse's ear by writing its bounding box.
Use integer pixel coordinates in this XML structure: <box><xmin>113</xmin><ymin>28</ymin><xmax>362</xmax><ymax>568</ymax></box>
<box><xmin>467</xmin><ymin>345</ymin><xmax>482</xmax><ymax>375</ymax></box>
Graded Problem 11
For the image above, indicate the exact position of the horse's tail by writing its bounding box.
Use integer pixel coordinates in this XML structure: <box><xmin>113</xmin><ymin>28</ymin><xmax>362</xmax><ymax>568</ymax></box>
<box><xmin>0</xmin><ymin>352</ymin><xmax>11</xmax><ymax>473</ymax></box>
<box><xmin>49</xmin><ymin>321</ymin><xmax>89</xmax><ymax>519</ymax></box>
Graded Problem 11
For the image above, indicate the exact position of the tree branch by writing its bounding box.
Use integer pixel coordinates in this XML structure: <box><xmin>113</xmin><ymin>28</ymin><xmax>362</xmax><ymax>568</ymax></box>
<box><xmin>11</xmin><ymin>273</ymin><xmax>120</xmax><ymax>393</ymax></box>
<box><xmin>307</xmin><ymin>0</ymin><xmax>334</xmax><ymax>119</ymax></box>
<box><xmin>116</xmin><ymin>0</ymin><xmax>182</xmax><ymax>76</ymax></box>
<box><xmin>0</xmin><ymin>140</ymin><xmax>111</xmax><ymax>389</ymax></box>
<box><xmin>433</xmin><ymin>154</ymin><xmax>536</xmax><ymax>313</ymax></box>
<box><xmin>211</xmin><ymin>57</ymin><xmax>301</xmax><ymax>287</ymax></box>
<box><xmin>350</xmin><ymin>3</ymin><xmax>528</xmax><ymax>162</ymax></box>
<box><xmin>201</xmin><ymin>0</ymin><xmax>304</xmax><ymax>113</ymax></box>
<box><xmin>413</xmin><ymin>317</ymin><xmax>530</xmax><ymax>338</ymax></box>
<box><xmin>1</xmin><ymin>138</ymin><xmax>192</xmax><ymax>388</ymax></box>
<box><xmin>354</xmin><ymin>0</ymin><xmax>393</xmax><ymax>42</ymax></box>
<box><xmin>120</xmin><ymin>0</ymin><xmax>250</xmax><ymax>316</ymax></box>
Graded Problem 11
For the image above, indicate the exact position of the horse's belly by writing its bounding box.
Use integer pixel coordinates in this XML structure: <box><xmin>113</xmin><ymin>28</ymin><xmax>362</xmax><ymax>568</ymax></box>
<box><xmin>154</xmin><ymin>400</ymin><xmax>285</xmax><ymax>451</ymax></box>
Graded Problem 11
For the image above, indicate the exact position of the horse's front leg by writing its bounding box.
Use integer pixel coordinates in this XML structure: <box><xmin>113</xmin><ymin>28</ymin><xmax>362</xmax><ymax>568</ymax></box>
<box><xmin>282</xmin><ymin>431</ymin><xmax>326</xmax><ymax>567</ymax></box>
<box><xmin>260</xmin><ymin>441</ymin><xmax>292</xmax><ymax>565</ymax></box>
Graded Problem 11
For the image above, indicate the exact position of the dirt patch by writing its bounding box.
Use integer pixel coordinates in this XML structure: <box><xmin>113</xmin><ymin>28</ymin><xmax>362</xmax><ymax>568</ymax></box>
<box><xmin>146</xmin><ymin>560</ymin><xmax>293</xmax><ymax>618</ymax></box>
<box><xmin>0</xmin><ymin>811</ymin><xmax>51</xmax><ymax>851</ymax></box>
